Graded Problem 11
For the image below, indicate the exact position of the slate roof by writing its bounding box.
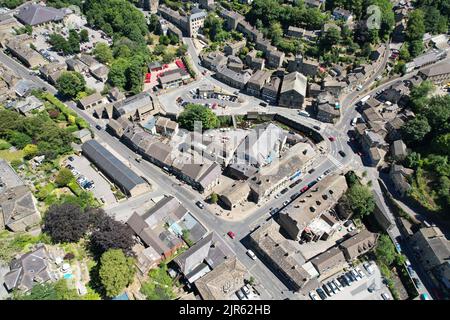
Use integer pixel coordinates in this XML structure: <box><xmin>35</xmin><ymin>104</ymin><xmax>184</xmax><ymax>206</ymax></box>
<box><xmin>281</xmin><ymin>71</ymin><xmax>307</xmax><ymax>96</ymax></box>
<box><xmin>4</xmin><ymin>245</ymin><xmax>52</xmax><ymax>292</ymax></box>
<box><xmin>15</xmin><ymin>4</ymin><xmax>65</xmax><ymax>26</ymax></box>
<box><xmin>81</xmin><ymin>140</ymin><xmax>146</xmax><ymax>194</ymax></box>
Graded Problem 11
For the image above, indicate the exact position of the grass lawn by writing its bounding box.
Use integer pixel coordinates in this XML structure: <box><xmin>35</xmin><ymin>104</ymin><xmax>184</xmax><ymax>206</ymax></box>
<box><xmin>0</xmin><ymin>149</ymin><xmax>24</xmax><ymax>162</ymax></box>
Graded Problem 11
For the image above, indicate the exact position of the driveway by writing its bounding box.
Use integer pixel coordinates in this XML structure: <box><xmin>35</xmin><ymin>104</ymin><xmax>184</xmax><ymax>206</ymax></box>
<box><xmin>66</xmin><ymin>154</ymin><xmax>117</xmax><ymax>206</ymax></box>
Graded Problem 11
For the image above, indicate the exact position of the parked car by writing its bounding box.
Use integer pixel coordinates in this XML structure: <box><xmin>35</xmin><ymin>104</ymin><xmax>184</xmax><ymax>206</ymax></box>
<box><xmin>290</xmin><ymin>192</ymin><xmax>300</xmax><ymax>200</ymax></box>
<box><xmin>246</xmin><ymin>249</ymin><xmax>257</xmax><ymax>260</ymax></box>
<box><xmin>351</xmin><ymin>269</ymin><xmax>361</xmax><ymax>280</ymax></box>
<box><xmin>95</xmin><ymin>124</ymin><xmax>102</xmax><ymax>130</ymax></box>
<box><xmin>195</xmin><ymin>201</ymin><xmax>204</xmax><ymax>209</ymax></box>
<box><xmin>328</xmin><ymin>281</ymin><xmax>338</xmax><ymax>293</ymax></box>
<box><xmin>68</xmin><ymin>156</ymin><xmax>74</xmax><ymax>161</ymax></box>
<box><xmin>338</xmin><ymin>150</ymin><xmax>346</xmax><ymax>157</ymax></box>
<box><xmin>316</xmin><ymin>288</ymin><xmax>327</xmax><ymax>300</ymax></box>
<box><xmin>355</xmin><ymin>267</ymin><xmax>365</xmax><ymax>278</ymax></box>
<box><xmin>308</xmin><ymin>168</ymin><xmax>315</xmax><ymax>174</ymax></box>
<box><xmin>313</xmin><ymin>125</ymin><xmax>321</xmax><ymax>130</ymax></box>
<box><xmin>259</xmin><ymin>102</ymin><xmax>267</xmax><ymax>107</ymax></box>
<box><xmin>328</xmin><ymin>136</ymin><xmax>336</xmax><ymax>141</ymax></box>
<box><xmin>283</xmin><ymin>200</ymin><xmax>289</xmax><ymax>206</ymax></box>
<box><xmin>236</xmin><ymin>290</ymin><xmax>245</xmax><ymax>300</ymax></box>
<box><xmin>242</xmin><ymin>285</ymin><xmax>251</xmax><ymax>296</ymax></box>
<box><xmin>363</xmin><ymin>262</ymin><xmax>375</xmax><ymax>275</ymax></box>
<box><xmin>309</xmin><ymin>291</ymin><xmax>319</xmax><ymax>300</ymax></box>
<box><xmin>420</xmin><ymin>293</ymin><xmax>431</xmax><ymax>300</ymax></box>
<box><xmin>381</xmin><ymin>293</ymin><xmax>390</xmax><ymax>300</ymax></box>
<box><xmin>280</xmin><ymin>188</ymin><xmax>289</xmax><ymax>194</ymax></box>
<box><xmin>227</xmin><ymin>231</ymin><xmax>236</xmax><ymax>239</ymax></box>
<box><xmin>332</xmin><ymin>279</ymin><xmax>342</xmax><ymax>291</ymax></box>
<box><xmin>346</xmin><ymin>271</ymin><xmax>356</xmax><ymax>282</ymax></box>
<box><xmin>323</xmin><ymin>284</ymin><xmax>334</xmax><ymax>296</ymax></box>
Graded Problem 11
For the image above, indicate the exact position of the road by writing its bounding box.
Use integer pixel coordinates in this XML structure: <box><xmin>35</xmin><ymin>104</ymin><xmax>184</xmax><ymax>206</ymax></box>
<box><xmin>1</xmin><ymin>39</ymin><xmax>444</xmax><ymax>299</ymax></box>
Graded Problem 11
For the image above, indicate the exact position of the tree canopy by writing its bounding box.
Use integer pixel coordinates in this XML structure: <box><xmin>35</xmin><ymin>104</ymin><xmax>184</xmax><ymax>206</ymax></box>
<box><xmin>99</xmin><ymin>249</ymin><xmax>136</xmax><ymax>298</ymax></box>
<box><xmin>344</xmin><ymin>184</ymin><xmax>375</xmax><ymax>218</ymax></box>
<box><xmin>43</xmin><ymin>203</ymin><xmax>91</xmax><ymax>243</ymax></box>
<box><xmin>56</xmin><ymin>71</ymin><xmax>86</xmax><ymax>99</ymax></box>
<box><xmin>178</xmin><ymin>104</ymin><xmax>220</xmax><ymax>131</ymax></box>
<box><xmin>89</xmin><ymin>213</ymin><xmax>134</xmax><ymax>257</ymax></box>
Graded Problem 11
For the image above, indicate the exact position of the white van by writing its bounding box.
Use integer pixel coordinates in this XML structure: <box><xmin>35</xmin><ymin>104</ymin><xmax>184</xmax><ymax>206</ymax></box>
<box><xmin>246</xmin><ymin>249</ymin><xmax>257</xmax><ymax>260</ymax></box>
<box><xmin>298</xmin><ymin>110</ymin><xmax>310</xmax><ymax>117</ymax></box>
<box><xmin>351</xmin><ymin>117</ymin><xmax>358</xmax><ymax>126</ymax></box>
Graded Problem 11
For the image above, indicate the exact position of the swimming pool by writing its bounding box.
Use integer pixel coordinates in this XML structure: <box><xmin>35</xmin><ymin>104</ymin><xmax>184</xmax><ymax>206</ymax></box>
<box><xmin>63</xmin><ymin>273</ymin><xmax>73</xmax><ymax>279</ymax></box>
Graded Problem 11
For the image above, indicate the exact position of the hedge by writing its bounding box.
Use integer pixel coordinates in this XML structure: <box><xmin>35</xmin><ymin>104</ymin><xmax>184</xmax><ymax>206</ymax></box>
<box><xmin>42</xmin><ymin>93</ymin><xmax>89</xmax><ymax>129</ymax></box>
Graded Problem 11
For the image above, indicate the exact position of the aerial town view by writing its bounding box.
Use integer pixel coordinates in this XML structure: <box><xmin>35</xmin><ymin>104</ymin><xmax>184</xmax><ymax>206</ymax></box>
<box><xmin>0</xmin><ymin>0</ymin><xmax>449</xmax><ymax>306</ymax></box>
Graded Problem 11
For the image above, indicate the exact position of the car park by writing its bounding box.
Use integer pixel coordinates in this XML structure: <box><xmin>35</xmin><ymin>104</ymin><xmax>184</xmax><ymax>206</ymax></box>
<box><xmin>316</xmin><ymin>288</ymin><xmax>327</xmax><ymax>300</ymax></box>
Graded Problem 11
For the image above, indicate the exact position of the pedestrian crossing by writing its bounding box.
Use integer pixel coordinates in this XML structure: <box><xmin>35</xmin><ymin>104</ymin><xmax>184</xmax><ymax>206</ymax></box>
<box><xmin>328</xmin><ymin>154</ymin><xmax>345</xmax><ymax>169</ymax></box>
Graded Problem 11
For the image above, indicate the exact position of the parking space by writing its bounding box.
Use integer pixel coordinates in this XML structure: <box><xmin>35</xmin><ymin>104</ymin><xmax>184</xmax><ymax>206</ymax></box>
<box><xmin>65</xmin><ymin>155</ymin><xmax>117</xmax><ymax>206</ymax></box>
<box><xmin>309</xmin><ymin>261</ymin><xmax>392</xmax><ymax>300</ymax></box>
<box><xmin>232</xmin><ymin>284</ymin><xmax>262</xmax><ymax>300</ymax></box>
<box><xmin>31</xmin><ymin>18</ymin><xmax>111</xmax><ymax>66</ymax></box>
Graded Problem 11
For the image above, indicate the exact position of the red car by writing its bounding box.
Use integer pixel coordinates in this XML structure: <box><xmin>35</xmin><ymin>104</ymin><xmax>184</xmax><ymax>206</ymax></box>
<box><xmin>329</xmin><ymin>136</ymin><xmax>336</xmax><ymax>142</ymax></box>
<box><xmin>227</xmin><ymin>231</ymin><xmax>236</xmax><ymax>239</ymax></box>
<box><xmin>300</xmin><ymin>186</ymin><xmax>309</xmax><ymax>193</ymax></box>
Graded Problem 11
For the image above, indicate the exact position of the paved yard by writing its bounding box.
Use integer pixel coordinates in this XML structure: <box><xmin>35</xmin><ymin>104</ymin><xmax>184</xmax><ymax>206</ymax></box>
<box><xmin>67</xmin><ymin>155</ymin><xmax>117</xmax><ymax>206</ymax></box>
<box><xmin>322</xmin><ymin>262</ymin><xmax>392</xmax><ymax>300</ymax></box>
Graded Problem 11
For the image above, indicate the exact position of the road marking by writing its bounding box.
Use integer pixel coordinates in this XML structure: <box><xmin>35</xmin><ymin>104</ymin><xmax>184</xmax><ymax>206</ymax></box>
<box><xmin>328</xmin><ymin>154</ymin><xmax>344</xmax><ymax>169</ymax></box>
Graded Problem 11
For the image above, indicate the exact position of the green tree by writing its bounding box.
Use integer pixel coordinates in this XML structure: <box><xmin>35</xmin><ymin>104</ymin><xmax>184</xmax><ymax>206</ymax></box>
<box><xmin>67</xmin><ymin>29</ymin><xmax>80</xmax><ymax>54</ymax></box>
<box><xmin>345</xmin><ymin>184</ymin><xmax>375</xmax><ymax>218</ymax></box>
<box><xmin>433</xmin><ymin>134</ymin><xmax>450</xmax><ymax>156</ymax></box>
<box><xmin>79</xmin><ymin>29</ymin><xmax>89</xmax><ymax>43</ymax></box>
<box><xmin>55</xmin><ymin>167</ymin><xmax>74</xmax><ymax>187</ymax></box>
<box><xmin>210</xmin><ymin>192</ymin><xmax>219</xmax><ymax>204</ymax></box>
<box><xmin>406</xmin><ymin>9</ymin><xmax>426</xmax><ymax>41</ymax></box>
<box><xmin>23</xmin><ymin>144</ymin><xmax>38</xmax><ymax>159</ymax></box>
<box><xmin>402</xmin><ymin>116</ymin><xmax>431</xmax><ymax>145</ymax></box>
<box><xmin>375</xmin><ymin>234</ymin><xmax>397</xmax><ymax>266</ymax></box>
<box><xmin>108</xmin><ymin>58</ymin><xmax>129</xmax><ymax>89</ymax></box>
<box><xmin>93</xmin><ymin>42</ymin><xmax>113</xmax><ymax>64</ymax></box>
<box><xmin>178</xmin><ymin>104</ymin><xmax>220</xmax><ymax>131</ymax></box>
<box><xmin>56</xmin><ymin>71</ymin><xmax>86</xmax><ymax>99</ymax></box>
<box><xmin>99</xmin><ymin>249</ymin><xmax>136</xmax><ymax>298</ymax></box>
